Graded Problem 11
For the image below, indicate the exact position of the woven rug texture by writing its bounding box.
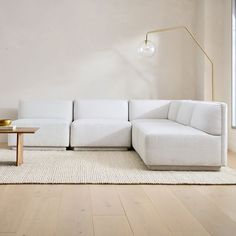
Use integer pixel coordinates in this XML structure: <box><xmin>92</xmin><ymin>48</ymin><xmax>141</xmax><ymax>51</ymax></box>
<box><xmin>0</xmin><ymin>150</ymin><xmax>236</xmax><ymax>184</ymax></box>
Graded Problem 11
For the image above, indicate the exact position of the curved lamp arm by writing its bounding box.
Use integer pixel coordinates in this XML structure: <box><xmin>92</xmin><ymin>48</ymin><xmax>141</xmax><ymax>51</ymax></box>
<box><xmin>144</xmin><ymin>26</ymin><xmax>214</xmax><ymax>100</ymax></box>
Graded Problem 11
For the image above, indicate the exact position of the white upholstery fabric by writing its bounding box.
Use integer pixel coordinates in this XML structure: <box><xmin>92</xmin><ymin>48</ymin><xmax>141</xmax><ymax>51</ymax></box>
<box><xmin>221</xmin><ymin>103</ymin><xmax>228</xmax><ymax>166</ymax></box>
<box><xmin>8</xmin><ymin>119</ymin><xmax>70</xmax><ymax>147</ymax></box>
<box><xmin>190</xmin><ymin>102</ymin><xmax>222</xmax><ymax>135</ymax></box>
<box><xmin>8</xmin><ymin>99</ymin><xmax>227</xmax><ymax>169</ymax></box>
<box><xmin>129</xmin><ymin>100</ymin><xmax>170</xmax><ymax>121</ymax></box>
<box><xmin>167</xmin><ymin>100</ymin><xmax>183</xmax><ymax>121</ymax></box>
<box><xmin>74</xmin><ymin>100</ymin><xmax>128</xmax><ymax>120</ymax></box>
<box><xmin>71</xmin><ymin>119</ymin><xmax>131</xmax><ymax>147</ymax></box>
<box><xmin>8</xmin><ymin>100</ymin><xmax>73</xmax><ymax>147</ymax></box>
<box><xmin>176</xmin><ymin>101</ymin><xmax>196</xmax><ymax>125</ymax></box>
<box><xmin>18</xmin><ymin>100</ymin><xmax>73</xmax><ymax>121</ymax></box>
<box><xmin>132</xmin><ymin>119</ymin><xmax>221</xmax><ymax>166</ymax></box>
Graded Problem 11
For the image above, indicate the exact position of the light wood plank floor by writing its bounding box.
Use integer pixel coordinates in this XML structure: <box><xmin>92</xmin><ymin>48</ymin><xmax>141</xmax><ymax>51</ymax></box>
<box><xmin>0</xmin><ymin>144</ymin><xmax>236</xmax><ymax>236</ymax></box>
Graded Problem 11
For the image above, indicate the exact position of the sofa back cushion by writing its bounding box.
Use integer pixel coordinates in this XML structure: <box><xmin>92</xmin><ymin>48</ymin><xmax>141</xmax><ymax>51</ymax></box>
<box><xmin>74</xmin><ymin>100</ymin><xmax>128</xmax><ymax>120</ymax></box>
<box><xmin>175</xmin><ymin>101</ymin><xmax>196</xmax><ymax>125</ymax></box>
<box><xmin>18</xmin><ymin>100</ymin><xmax>73</xmax><ymax>121</ymax></box>
<box><xmin>129</xmin><ymin>100</ymin><xmax>170</xmax><ymax>121</ymax></box>
<box><xmin>168</xmin><ymin>100</ymin><xmax>184</xmax><ymax>121</ymax></box>
<box><xmin>168</xmin><ymin>100</ymin><xmax>196</xmax><ymax>125</ymax></box>
<box><xmin>190</xmin><ymin>102</ymin><xmax>225</xmax><ymax>135</ymax></box>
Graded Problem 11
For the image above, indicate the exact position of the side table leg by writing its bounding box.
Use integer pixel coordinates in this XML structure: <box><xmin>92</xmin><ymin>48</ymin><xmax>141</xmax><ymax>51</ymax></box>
<box><xmin>16</xmin><ymin>133</ymin><xmax>24</xmax><ymax>166</ymax></box>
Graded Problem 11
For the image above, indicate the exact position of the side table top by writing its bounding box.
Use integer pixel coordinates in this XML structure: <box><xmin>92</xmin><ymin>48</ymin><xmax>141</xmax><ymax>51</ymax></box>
<box><xmin>0</xmin><ymin>127</ymin><xmax>39</xmax><ymax>134</ymax></box>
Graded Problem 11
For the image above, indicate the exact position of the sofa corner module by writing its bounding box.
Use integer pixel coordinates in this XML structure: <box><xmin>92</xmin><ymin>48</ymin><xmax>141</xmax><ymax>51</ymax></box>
<box><xmin>130</xmin><ymin>100</ymin><xmax>227</xmax><ymax>170</ymax></box>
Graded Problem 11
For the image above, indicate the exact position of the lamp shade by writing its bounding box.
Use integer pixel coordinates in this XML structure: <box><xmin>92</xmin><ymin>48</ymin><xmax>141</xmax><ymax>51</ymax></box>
<box><xmin>138</xmin><ymin>40</ymin><xmax>156</xmax><ymax>57</ymax></box>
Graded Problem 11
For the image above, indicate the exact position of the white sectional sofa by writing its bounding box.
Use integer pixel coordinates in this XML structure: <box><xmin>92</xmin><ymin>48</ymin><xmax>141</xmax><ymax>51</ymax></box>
<box><xmin>71</xmin><ymin>100</ymin><xmax>131</xmax><ymax>148</ymax></box>
<box><xmin>7</xmin><ymin>99</ymin><xmax>227</xmax><ymax>170</ymax></box>
<box><xmin>130</xmin><ymin>100</ymin><xmax>227</xmax><ymax>170</ymax></box>
<box><xmin>8</xmin><ymin>100</ymin><xmax>73</xmax><ymax>149</ymax></box>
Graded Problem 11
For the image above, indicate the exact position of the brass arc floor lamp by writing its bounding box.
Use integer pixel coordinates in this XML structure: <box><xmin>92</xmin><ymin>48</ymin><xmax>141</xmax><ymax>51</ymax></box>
<box><xmin>138</xmin><ymin>26</ymin><xmax>214</xmax><ymax>101</ymax></box>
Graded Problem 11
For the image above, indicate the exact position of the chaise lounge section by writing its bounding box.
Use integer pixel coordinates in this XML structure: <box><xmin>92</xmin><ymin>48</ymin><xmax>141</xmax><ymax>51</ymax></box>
<box><xmin>130</xmin><ymin>100</ymin><xmax>227</xmax><ymax>170</ymax></box>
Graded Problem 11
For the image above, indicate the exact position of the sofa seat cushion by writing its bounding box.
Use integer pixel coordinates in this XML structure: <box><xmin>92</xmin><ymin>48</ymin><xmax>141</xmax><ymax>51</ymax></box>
<box><xmin>131</xmin><ymin>119</ymin><xmax>221</xmax><ymax>166</ymax></box>
<box><xmin>8</xmin><ymin>119</ymin><xmax>70</xmax><ymax>147</ymax></box>
<box><xmin>71</xmin><ymin>119</ymin><xmax>131</xmax><ymax>147</ymax></box>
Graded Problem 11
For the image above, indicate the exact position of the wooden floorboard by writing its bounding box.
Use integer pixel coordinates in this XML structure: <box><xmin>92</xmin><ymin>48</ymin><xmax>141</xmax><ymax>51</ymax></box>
<box><xmin>143</xmin><ymin>185</ymin><xmax>211</xmax><ymax>235</ymax></box>
<box><xmin>93</xmin><ymin>216</ymin><xmax>133</xmax><ymax>236</ymax></box>
<box><xmin>171</xmin><ymin>185</ymin><xmax>236</xmax><ymax>236</ymax></box>
<box><xmin>90</xmin><ymin>185</ymin><xmax>125</xmax><ymax>216</ymax></box>
<box><xmin>196</xmin><ymin>185</ymin><xmax>236</xmax><ymax>222</ymax></box>
<box><xmin>16</xmin><ymin>185</ymin><xmax>62</xmax><ymax>236</ymax></box>
<box><xmin>117</xmin><ymin>185</ymin><xmax>172</xmax><ymax>236</ymax></box>
<box><xmin>55</xmin><ymin>185</ymin><xmax>93</xmax><ymax>236</ymax></box>
<box><xmin>0</xmin><ymin>185</ymin><xmax>35</xmax><ymax>233</ymax></box>
<box><xmin>0</xmin><ymin>144</ymin><xmax>236</xmax><ymax>235</ymax></box>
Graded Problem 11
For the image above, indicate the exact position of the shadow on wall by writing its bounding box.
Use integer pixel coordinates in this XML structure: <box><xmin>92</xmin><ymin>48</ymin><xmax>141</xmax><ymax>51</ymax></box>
<box><xmin>65</xmin><ymin>47</ymin><xmax>154</xmax><ymax>99</ymax></box>
<box><xmin>63</xmin><ymin>34</ymin><xmax>197</xmax><ymax>100</ymax></box>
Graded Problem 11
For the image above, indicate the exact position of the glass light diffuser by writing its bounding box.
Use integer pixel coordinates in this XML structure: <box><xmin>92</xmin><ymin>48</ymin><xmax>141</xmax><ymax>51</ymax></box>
<box><xmin>138</xmin><ymin>40</ymin><xmax>156</xmax><ymax>57</ymax></box>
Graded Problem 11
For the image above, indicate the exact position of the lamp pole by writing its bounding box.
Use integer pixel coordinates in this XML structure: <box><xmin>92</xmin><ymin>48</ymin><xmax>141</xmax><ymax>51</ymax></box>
<box><xmin>143</xmin><ymin>26</ymin><xmax>214</xmax><ymax>101</ymax></box>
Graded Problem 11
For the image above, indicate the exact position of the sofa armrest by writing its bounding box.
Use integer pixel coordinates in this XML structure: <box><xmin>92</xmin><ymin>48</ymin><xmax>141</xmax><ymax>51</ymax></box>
<box><xmin>221</xmin><ymin>103</ymin><xmax>227</xmax><ymax>166</ymax></box>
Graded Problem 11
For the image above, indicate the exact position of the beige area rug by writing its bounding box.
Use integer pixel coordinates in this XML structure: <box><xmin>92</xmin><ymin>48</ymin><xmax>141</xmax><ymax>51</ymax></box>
<box><xmin>0</xmin><ymin>150</ymin><xmax>236</xmax><ymax>184</ymax></box>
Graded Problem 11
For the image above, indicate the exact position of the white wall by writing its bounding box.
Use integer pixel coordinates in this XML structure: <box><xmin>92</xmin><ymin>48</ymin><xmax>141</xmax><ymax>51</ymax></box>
<box><xmin>0</xmin><ymin>0</ymin><xmax>221</xmax><ymax>143</ymax></box>
<box><xmin>202</xmin><ymin>0</ymin><xmax>236</xmax><ymax>152</ymax></box>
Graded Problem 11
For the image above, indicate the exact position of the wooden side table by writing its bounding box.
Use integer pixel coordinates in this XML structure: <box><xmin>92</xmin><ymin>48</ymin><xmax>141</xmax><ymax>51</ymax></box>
<box><xmin>0</xmin><ymin>128</ymin><xmax>39</xmax><ymax>166</ymax></box>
